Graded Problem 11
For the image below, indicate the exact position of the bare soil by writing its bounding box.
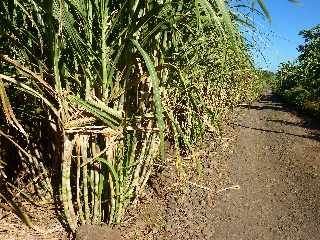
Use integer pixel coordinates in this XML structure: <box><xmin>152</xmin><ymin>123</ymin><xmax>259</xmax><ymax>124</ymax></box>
<box><xmin>1</xmin><ymin>91</ymin><xmax>320</xmax><ymax>239</ymax></box>
<box><xmin>0</xmin><ymin>202</ymin><xmax>69</xmax><ymax>240</ymax></box>
<box><xmin>209</xmin><ymin>90</ymin><xmax>320</xmax><ymax>240</ymax></box>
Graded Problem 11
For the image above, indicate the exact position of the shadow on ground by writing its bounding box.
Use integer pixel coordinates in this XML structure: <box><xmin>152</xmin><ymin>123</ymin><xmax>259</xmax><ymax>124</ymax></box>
<box><xmin>237</xmin><ymin>93</ymin><xmax>320</xmax><ymax>142</ymax></box>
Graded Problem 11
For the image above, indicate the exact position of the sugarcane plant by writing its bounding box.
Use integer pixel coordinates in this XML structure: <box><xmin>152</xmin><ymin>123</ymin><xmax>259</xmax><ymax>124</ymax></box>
<box><xmin>0</xmin><ymin>0</ymin><xmax>269</xmax><ymax>232</ymax></box>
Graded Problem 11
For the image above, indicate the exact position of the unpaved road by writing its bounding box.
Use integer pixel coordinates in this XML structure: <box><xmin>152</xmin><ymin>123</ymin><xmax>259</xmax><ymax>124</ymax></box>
<box><xmin>210</xmin><ymin>91</ymin><xmax>320</xmax><ymax>240</ymax></box>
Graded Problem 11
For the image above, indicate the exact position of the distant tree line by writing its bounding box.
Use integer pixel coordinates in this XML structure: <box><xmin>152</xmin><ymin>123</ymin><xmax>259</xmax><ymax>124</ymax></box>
<box><xmin>275</xmin><ymin>24</ymin><xmax>320</xmax><ymax>118</ymax></box>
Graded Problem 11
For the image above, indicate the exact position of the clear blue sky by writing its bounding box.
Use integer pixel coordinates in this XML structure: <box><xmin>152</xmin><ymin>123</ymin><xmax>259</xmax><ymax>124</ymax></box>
<box><xmin>250</xmin><ymin>0</ymin><xmax>320</xmax><ymax>72</ymax></box>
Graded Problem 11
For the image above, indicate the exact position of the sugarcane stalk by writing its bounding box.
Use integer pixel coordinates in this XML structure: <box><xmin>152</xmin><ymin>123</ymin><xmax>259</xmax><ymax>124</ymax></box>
<box><xmin>81</xmin><ymin>135</ymin><xmax>90</xmax><ymax>223</ymax></box>
<box><xmin>61</xmin><ymin>136</ymin><xmax>77</xmax><ymax>231</ymax></box>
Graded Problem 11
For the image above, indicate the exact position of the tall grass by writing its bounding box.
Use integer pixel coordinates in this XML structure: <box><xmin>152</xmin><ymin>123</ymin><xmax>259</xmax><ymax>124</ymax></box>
<box><xmin>0</xmin><ymin>0</ymin><xmax>265</xmax><ymax>231</ymax></box>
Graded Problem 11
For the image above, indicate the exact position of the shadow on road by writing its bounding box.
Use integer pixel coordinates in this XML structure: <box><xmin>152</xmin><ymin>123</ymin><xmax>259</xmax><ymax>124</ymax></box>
<box><xmin>231</xmin><ymin>123</ymin><xmax>320</xmax><ymax>142</ymax></box>
<box><xmin>237</xmin><ymin>92</ymin><xmax>320</xmax><ymax>142</ymax></box>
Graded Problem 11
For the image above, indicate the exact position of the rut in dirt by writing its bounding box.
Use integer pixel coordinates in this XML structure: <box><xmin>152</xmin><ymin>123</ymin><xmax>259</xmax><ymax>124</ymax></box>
<box><xmin>210</xmin><ymin>90</ymin><xmax>320</xmax><ymax>240</ymax></box>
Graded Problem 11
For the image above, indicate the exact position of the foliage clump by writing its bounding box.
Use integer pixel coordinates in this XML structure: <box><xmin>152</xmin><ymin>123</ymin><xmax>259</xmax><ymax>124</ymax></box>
<box><xmin>276</xmin><ymin>24</ymin><xmax>320</xmax><ymax>118</ymax></box>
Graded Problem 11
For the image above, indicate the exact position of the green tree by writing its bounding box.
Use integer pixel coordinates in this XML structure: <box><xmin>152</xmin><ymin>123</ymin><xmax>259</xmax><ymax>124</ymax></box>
<box><xmin>297</xmin><ymin>24</ymin><xmax>320</xmax><ymax>97</ymax></box>
<box><xmin>277</xmin><ymin>24</ymin><xmax>320</xmax><ymax>116</ymax></box>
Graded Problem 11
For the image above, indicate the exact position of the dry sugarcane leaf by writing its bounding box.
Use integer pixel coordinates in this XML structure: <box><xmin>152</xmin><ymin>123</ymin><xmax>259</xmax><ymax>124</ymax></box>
<box><xmin>0</xmin><ymin>79</ymin><xmax>27</xmax><ymax>137</ymax></box>
<box><xmin>0</xmin><ymin>54</ymin><xmax>57</xmax><ymax>97</ymax></box>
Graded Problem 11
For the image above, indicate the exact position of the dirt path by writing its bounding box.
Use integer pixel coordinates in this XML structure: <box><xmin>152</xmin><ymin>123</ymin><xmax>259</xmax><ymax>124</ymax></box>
<box><xmin>210</xmin><ymin>90</ymin><xmax>320</xmax><ymax>240</ymax></box>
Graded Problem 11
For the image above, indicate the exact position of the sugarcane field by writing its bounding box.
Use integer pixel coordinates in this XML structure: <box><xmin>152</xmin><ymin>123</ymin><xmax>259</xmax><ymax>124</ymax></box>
<box><xmin>0</xmin><ymin>0</ymin><xmax>319</xmax><ymax>239</ymax></box>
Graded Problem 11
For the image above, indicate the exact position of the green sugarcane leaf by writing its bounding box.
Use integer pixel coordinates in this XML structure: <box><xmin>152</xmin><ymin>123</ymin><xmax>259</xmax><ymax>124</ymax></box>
<box><xmin>68</xmin><ymin>95</ymin><xmax>122</xmax><ymax>128</ymax></box>
<box><xmin>131</xmin><ymin>39</ymin><xmax>165</xmax><ymax>161</ymax></box>
<box><xmin>96</xmin><ymin>157</ymin><xmax>120</xmax><ymax>197</ymax></box>
<box><xmin>256</xmin><ymin>0</ymin><xmax>271</xmax><ymax>22</ymax></box>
